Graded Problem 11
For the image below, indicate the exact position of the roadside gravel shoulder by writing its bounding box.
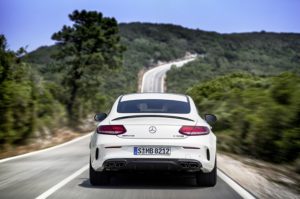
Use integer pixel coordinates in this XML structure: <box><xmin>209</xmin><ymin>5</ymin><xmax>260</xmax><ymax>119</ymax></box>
<box><xmin>218</xmin><ymin>153</ymin><xmax>300</xmax><ymax>199</ymax></box>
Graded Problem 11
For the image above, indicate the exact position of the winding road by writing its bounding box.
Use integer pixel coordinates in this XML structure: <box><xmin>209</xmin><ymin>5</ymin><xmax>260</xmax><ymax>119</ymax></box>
<box><xmin>141</xmin><ymin>57</ymin><xmax>196</xmax><ymax>92</ymax></box>
<box><xmin>0</xmin><ymin>57</ymin><xmax>254</xmax><ymax>199</ymax></box>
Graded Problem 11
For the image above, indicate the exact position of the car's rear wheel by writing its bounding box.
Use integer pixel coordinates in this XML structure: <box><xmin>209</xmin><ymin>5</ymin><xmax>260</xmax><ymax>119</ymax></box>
<box><xmin>196</xmin><ymin>159</ymin><xmax>217</xmax><ymax>187</ymax></box>
<box><xmin>89</xmin><ymin>159</ymin><xmax>110</xmax><ymax>186</ymax></box>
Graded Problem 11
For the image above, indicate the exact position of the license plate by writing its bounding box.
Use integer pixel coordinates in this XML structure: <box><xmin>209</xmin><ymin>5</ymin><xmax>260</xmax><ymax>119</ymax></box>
<box><xmin>134</xmin><ymin>146</ymin><xmax>171</xmax><ymax>155</ymax></box>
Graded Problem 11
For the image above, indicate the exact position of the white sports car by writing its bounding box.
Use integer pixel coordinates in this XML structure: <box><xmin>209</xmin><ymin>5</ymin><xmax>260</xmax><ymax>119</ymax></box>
<box><xmin>90</xmin><ymin>93</ymin><xmax>217</xmax><ymax>186</ymax></box>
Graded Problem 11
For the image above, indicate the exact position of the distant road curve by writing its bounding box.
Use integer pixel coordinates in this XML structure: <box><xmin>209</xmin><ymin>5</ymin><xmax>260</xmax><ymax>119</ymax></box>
<box><xmin>141</xmin><ymin>56</ymin><xmax>197</xmax><ymax>92</ymax></box>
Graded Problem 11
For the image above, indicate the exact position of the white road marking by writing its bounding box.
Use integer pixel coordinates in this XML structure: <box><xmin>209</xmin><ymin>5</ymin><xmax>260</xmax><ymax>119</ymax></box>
<box><xmin>35</xmin><ymin>164</ymin><xmax>89</xmax><ymax>199</ymax></box>
<box><xmin>0</xmin><ymin>133</ymin><xmax>92</xmax><ymax>164</ymax></box>
<box><xmin>141</xmin><ymin>66</ymin><xmax>151</xmax><ymax>92</ymax></box>
<box><xmin>218</xmin><ymin>169</ymin><xmax>256</xmax><ymax>199</ymax></box>
<box><xmin>161</xmin><ymin>73</ymin><xmax>166</xmax><ymax>92</ymax></box>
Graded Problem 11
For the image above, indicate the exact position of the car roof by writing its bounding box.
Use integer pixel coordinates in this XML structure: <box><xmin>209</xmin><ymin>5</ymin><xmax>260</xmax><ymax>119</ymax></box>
<box><xmin>120</xmin><ymin>93</ymin><xmax>188</xmax><ymax>102</ymax></box>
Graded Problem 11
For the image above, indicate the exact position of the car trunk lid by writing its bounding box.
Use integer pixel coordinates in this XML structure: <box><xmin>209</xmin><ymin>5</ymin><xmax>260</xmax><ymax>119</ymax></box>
<box><xmin>110</xmin><ymin>115</ymin><xmax>196</xmax><ymax>139</ymax></box>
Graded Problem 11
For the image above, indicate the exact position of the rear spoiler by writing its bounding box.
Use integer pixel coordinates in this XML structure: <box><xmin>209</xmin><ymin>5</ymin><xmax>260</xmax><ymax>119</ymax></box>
<box><xmin>112</xmin><ymin>115</ymin><xmax>194</xmax><ymax>122</ymax></box>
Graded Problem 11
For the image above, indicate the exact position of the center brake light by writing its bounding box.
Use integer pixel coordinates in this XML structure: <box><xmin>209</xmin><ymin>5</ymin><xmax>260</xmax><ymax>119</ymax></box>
<box><xmin>179</xmin><ymin>126</ymin><xmax>210</xmax><ymax>136</ymax></box>
<box><xmin>97</xmin><ymin>125</ymin><xmax>127</xmax><ymax>135</ymax></box>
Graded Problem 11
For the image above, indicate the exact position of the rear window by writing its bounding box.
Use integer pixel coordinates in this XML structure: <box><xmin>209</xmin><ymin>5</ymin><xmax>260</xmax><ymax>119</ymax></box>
<box><xmin>117</xmin><ymin>99</ymin><xmax>190</xmax><ymax>114</ymax></box>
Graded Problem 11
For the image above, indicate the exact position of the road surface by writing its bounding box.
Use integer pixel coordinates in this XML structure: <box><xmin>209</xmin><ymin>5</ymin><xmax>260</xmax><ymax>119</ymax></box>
<box><xmin>142</xmin><ymin>57</ymin><xmax>196</xmax><ymax>92</ymax></box>
<box><xmin>0</xmin><ymin>57</ymin><xmax>254</xmax><ymax>199</ymax></box>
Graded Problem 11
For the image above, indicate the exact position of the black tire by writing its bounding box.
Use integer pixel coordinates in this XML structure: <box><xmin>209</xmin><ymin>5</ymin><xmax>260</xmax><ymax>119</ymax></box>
<box><xmin>196</xmin><ymin>159</ymin><xmax>217</xmax><ymax>187</ymax></box>
<box><xmin>89</xmin><ymin>160</ymin><xmax>110</xmax><ymax>186</ymax></box>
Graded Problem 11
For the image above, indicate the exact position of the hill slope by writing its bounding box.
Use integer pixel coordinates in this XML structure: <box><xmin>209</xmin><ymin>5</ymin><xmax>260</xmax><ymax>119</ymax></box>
<box><xmin>25</xmin><ymin>23</ymin><xmax>300</xmax><ymax>97</ymax></box>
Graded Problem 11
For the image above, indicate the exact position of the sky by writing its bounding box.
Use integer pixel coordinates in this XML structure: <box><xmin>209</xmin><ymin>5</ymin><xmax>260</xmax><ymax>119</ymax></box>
<box><xmin>0</xmin><ymin>0</ymin><xmax>299</xmax><ymax>52</ymax></box>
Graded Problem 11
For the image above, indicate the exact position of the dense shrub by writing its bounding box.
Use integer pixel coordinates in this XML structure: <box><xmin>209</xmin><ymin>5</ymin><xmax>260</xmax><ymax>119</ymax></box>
<box><xmin>187</xmin><ymin>73</ymin><xmax>300</xmax><ymax>163</ymax></box>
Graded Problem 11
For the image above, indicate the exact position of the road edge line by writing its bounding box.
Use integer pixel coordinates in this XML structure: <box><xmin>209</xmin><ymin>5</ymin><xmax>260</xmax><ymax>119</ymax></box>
<box><xmin>0</xmin><ymin>133</ymin><xmax>92</xmax><ymax>164</ymax></box>
<box><xmin>217</xmin><ymin>169</ymin><xmax>256</xmax><ymax>199</ymax></box>
<box><xmin>141</xmin><ymin>69</ymin><xmax>147</xmax><ymax>93</ymax></box>
<box><xmin>35</xmin><ymin>164</ymin><xmax>89</xmax><ymax>199</ymax></box>
<box><xmin>141</xmin><ymin>63</ymin><xmax>161</xmax><ymax>93</ymax></box>
<box><xmin>161</xmin><ymin>73</ymin><xmax>166</xmax><ymax>92</ymax></box>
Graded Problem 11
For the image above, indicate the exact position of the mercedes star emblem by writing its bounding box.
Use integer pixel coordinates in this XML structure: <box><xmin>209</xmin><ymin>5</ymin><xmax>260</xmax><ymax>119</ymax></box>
<box><xmin>149</xmin><ymin>126</ymin><xmax>157</xmax><ymax>134</ymax></box>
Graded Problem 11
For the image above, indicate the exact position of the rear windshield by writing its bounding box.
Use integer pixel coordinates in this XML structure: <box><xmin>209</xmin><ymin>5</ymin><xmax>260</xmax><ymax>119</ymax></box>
<box><xmin>117</xmin><ymin>99</ymin><xmax>190</xmax><ymax>114</ymax></box>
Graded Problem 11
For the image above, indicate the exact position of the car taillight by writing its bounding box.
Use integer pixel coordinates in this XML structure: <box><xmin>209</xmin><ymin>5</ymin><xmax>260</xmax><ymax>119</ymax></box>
<box><xmin>97</xmin><ymin>125</ymin><xmax>127</xmax><ymax>135</ymax></box>
<box><xmin>179</xmin><ymin>126</ymin><xmax>209</xmax><ymax>136</ymax></box>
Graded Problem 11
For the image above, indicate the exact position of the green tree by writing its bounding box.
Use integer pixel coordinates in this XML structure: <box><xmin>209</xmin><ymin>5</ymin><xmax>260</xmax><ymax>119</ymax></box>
<box><xmin>0</xmin><ymin>35</ymin><xmax>34</xmax><ymax>145</ymax></box>
<box><xmin>0</xmin><ymin>35</ymin><xmax>66</xmax><ymax>147</ymax></box>
<box><xmin>51</xmin><ymin>10</ymin><xmax>125</xmax><ymax>125</ymax></box>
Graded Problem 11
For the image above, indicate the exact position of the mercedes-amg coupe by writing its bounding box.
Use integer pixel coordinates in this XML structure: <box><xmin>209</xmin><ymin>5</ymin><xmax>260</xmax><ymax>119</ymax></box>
<box><xmin>89</xmin><ymin>93</ymin><xmax>217</xmax><ymax>186</ymax></box>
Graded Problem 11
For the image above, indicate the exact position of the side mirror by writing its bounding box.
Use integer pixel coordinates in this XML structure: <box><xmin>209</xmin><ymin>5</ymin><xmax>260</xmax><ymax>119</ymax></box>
<box><xmin>94</xmin><ymin>113</ymin><xmax>107</xmax><ymax>122</ymax></box>
<box><xmin>204</xmin><ymin>114</ymin><xmax>217</xmax><ymax>124</ymax></box>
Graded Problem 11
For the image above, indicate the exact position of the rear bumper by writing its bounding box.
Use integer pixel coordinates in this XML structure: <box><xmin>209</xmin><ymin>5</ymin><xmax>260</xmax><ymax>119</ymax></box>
<box><xmin>103</xmin><ymin>158</ymin><xmax>202</xmax><ymax>172</ymax></box>
<box><xmin>90</xmin><ymin>132</ymin><xmax>216</xmax><ymax>173</ymax></box>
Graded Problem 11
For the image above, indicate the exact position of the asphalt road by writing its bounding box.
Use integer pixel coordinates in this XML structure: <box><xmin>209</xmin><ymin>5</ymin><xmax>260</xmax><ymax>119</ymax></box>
<box><xmin>0</xmin><ymin>57</ymin><xmax>251</xmax><ymax>199</ymax></box>
<box><xmin>142</xmin><ymin>57</ymin><xmax>196</xmax><ymax>92</ymax></box>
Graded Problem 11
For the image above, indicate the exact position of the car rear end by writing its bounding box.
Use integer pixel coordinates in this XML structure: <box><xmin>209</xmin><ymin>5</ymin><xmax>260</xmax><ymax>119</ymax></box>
<box><xmin>90</xmin><ymin>93</ymin><xmax>216</xmax><ymax>174</ymax></box>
